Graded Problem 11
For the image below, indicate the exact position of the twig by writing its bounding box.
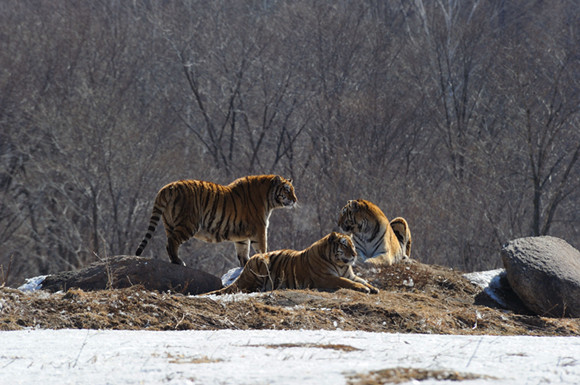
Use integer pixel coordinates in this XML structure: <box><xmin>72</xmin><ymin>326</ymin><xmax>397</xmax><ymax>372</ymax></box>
<box><xmin>465</xmin><ymin>336</ymin><xmax>483</xmax><ymax>368</ymax></box>
<box><xmin>94</xmin><ymin>252</ymin><xmax>115</xmax><ymax>290</ymax></box>
<box><xmin>0</xmin><ymin>254</ymin><xmax>14</xmax><ymax>287</ymax></box>
<box><xmin>72</xmin><ymin>331</ymin><xmax>91</xmax><ymax>368</ymax></box>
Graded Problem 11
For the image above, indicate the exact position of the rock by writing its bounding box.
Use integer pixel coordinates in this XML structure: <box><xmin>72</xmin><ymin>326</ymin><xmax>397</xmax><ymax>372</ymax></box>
<box><xmin>501</xmin><ymin>236</ymin><xmax>580</xmax><ymax>318</ymax></box>
<box><xmin>39</xmin><ymin>256</ymin><xmax>222</xmax><ymax>295</ymax></box>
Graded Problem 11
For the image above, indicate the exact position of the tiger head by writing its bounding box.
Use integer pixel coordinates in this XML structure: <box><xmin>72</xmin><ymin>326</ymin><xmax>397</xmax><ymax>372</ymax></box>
<box><xmin>272</xmin><ymin>176</ymin><xmax>297</xmax><ymax>208</ymax></box>
<box><xmin>327</xmin><ymin>232</ymin><xmax>357</xmax><ymax>266</ymax></box>
<box><xmin>338</xmin><ymin>199</ymin><xmax>383</xmax><ymax>234</ymax></box>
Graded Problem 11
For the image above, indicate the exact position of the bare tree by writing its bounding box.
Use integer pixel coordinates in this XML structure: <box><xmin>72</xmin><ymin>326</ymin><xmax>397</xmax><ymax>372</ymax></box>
<box><xmin>497</xmin><ymin>1</ymin><xmax>580</xmax><ymax>236</ymax></box>
<box><xmin>2</xmin><ymin>0</ymin><xmax>579</xmax><ymax>285</ymax></box>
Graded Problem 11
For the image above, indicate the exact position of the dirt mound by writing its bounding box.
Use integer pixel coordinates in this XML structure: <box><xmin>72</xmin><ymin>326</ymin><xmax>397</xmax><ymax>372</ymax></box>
<box><xmin>1</xmin><ymin>261</ymin><xmax>579</xmax><ymax>335</ymax></box>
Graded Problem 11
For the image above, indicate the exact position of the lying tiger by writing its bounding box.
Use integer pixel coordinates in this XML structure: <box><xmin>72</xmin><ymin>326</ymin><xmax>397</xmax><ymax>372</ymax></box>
<box><xmin>207</xmin><ymin>232</ymin><xmax>379</xmax><ymax>295</ymax></box>
<box><xmin>338</xmin><ymin>199</ymin><xmax>411</xmax><ymax>266</ymax></box>
<box><xmin>135</xmin><ymin>175</ymin><xmax>297</xmax><ymax>266</ymax></box>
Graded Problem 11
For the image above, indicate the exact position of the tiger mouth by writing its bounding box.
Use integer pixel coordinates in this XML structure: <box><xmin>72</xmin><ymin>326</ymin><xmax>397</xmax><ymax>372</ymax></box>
<box><xmin>340</xmin><ymin>224</ymin><xmax>353</xmax><ymax>233</ymax></box>
<box><xmin>340</xmin><ymin>256</ymin><xmax>356</xmax><ymax>265</ymax></box>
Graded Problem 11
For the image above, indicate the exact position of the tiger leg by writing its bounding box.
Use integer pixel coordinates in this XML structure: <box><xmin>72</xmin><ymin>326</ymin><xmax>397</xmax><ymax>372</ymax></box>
<box><xmin>251</xmin><ymin>228</ymin><xmax>268</xmax><ymax>254</ymax></box>
<box><xmin>345</xmin><ymin>266</ymin><xmax>380</xmax><ymax>293</ymax></box>
<box><xmin>166</xmin><ymin>236</ymin><xmax>186</xmax><ymax>266</ymax></box>
<box><xmin>206</xmin><ymin>282</ymin><xmax>242</xmax><ymax>295</ymax></box>
<box><xmin>163</xmin><ymin>214</ymin><xmax>199</xmax><ymax>266</ymax></box>
<box><xmin>164</xmin><ymin>221</ymin><xmax>191</xmax><ymax>266</ymax></box>
<box><xmin>234</xmin><ymin>240</ymin><xmax>250</xmax><ymax>266</ymax></box>
<box><xmin>236</xmin><ymin>256</ymin><xmax>271</xmax><ymax>292</ymax></box>
<box><xmin>351</xmin><ymin>275</ymin><xmax>380</xmax><ymax>294</ymax></box>
<box><xmin>322</xmin><ymin>276</ymin><xmax>379</xmax><ymax>294</ymax></box>
<box><xmin>365</xmin><ymin>254</ymin><xmax>395</xmax><ymax>266</ymax></box>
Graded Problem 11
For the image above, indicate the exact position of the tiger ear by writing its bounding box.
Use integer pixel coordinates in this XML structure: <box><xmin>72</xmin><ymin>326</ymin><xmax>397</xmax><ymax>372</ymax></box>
<box><xmin>287</xmin><ymin>178</ymin><xmax>293</xmax><ymax>184</ymax></box>
<box><xmin>349</xmin><ymin>200</ymin><xmax>360</xmax><ymax>211</ymax></box>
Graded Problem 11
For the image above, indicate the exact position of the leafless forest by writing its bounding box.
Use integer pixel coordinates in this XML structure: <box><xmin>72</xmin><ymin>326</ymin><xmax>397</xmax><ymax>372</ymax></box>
<box><xmin>1</xmin><ymin>0</ymin><xmax>579</xmax><ymax>286</ymax></box>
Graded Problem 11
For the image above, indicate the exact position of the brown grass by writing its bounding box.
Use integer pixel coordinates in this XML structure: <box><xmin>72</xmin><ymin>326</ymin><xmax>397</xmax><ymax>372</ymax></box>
<box><xmin>249</xmin><ymin>343</ymin><xmax>361</xmax><ymax>352</ymax></box>
<box><xmin>1</xmin><ymin>261</ymin><xmax>579</xmax><ymax>335</ymax></box>
<box><xmin>347</xmin><ymin>367</ymin><xmax>496</xmax><ymax>384</ymax></box>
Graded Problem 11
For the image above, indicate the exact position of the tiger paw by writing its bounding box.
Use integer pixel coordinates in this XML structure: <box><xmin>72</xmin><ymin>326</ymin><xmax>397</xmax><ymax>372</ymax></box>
<box><xmin>367</xmin><ymin>285</ymin><xmax>379</xmax><ymax>294</ymax></box>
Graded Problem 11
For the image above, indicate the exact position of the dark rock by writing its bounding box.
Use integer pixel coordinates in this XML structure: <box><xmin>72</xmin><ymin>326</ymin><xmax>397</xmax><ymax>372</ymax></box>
<box><xmin>40</xmin><ymin>256</ymin><xmax>222</xmax><ymax>295</ymax></box>
<box><xmin>501</xmin><ymin>236</ymin><xmax>580</xmax><ymax>318</ymax></box>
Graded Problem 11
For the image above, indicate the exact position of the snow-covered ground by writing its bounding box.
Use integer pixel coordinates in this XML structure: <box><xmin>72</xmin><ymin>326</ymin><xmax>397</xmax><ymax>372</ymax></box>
<box><xmin>1</xmin><ymin>329</ymin><xmax>579</xmax><ymax>384</ymax></box>
<box><xmin>8</xmin><ymin>269</ymin><xmax>579</xmax><ymax>384</ymax></box>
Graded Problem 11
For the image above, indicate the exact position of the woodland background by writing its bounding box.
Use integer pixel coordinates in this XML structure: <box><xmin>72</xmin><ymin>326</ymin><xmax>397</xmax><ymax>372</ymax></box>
<box><xmin>1</xmin><ymin>0</ymin><xmax>579</xmax><ymax>286</ymax></box>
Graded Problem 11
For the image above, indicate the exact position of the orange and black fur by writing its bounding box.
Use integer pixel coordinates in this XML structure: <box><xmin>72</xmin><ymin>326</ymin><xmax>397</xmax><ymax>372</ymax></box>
<box><xmin>135</xmin><ymin>175</ymin><xmax>297</xmax><ymax>266</ymax></box>
<box><xmin>207</xmin><ymin>232</ymin><xmax>379</xmax><ymax>295</ymax></box>
<box><xmin>338</xmin><ymin>199</ymin><xmax>411</xmax><ymax>266</ymax></box>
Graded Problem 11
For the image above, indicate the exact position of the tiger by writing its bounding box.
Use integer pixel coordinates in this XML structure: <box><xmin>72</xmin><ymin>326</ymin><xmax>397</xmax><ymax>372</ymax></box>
<box><xmin>338</xmin><ymin>199</ymin><xmax>412</xmax><ymax>266</ymax></box>
<box><xmin>206</xmin><ymin>232</ymin><xmax>379</xmax><ymax>295</ymax></box>
<box><xmin>135</xmin><ymin>175</ymin><xmax>297</xmax><ymax>266</ymax></box>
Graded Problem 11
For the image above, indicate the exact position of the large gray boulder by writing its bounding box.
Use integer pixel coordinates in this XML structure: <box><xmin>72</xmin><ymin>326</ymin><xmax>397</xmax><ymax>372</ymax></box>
<box><xmin>501</xmin><ymin>236</ymin><xmax>580</xmax><ymax>318</ymax></box>
<box><xmin>37</xmin><ymin>256</ymin><xmax>222</xmax><ymax>295</ymax></box>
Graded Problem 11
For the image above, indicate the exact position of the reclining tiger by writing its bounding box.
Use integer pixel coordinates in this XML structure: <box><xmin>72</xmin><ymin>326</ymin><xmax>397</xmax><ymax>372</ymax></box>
<box><xmin>135</xmin><ymin>175</ymin><xmax>297</xmax><ymax>266</ymax></box>
<box><xmin>338</xmin><ymin>199</ymin><xmax>412</xmax><ymax>266</ymax></box>
<box><xmin>207</xmin><ymin>232</ymin><xmax>379</xmax><ymax>295</ymax></box>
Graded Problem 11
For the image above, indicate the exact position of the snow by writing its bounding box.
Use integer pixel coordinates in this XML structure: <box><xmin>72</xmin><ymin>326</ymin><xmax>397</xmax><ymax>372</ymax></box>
<box><xmin>17</xmin><ymin>275</ymin><xmax>48</xmax><ymax>292</ymax></box>
<box><xmin>463</xmin><ymin>269</ymin><xmax>508</xmax><ymax>307</ymax></box>
<box><xmin>1</xmin><ymin>329</ymin><xmax>579</xmax><ymax>384</ymax></box>
<box><xmin>202</xmin><ymin>291</ymin><xmax>265</xmax><ymax>303</ymax></box>
<box><xmin>221</xmin><ymin>267</ymin><xmax>243</xmax><ymax>286</ymax></box>
<box><xmin>463</xmin><ymin>269</ymin><xmax>504</xmax><ymax>289</ymax></box>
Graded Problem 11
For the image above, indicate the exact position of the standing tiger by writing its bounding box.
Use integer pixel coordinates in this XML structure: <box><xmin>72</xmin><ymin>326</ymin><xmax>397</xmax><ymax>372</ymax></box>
<box><xmin>338</xmin><ymin>199</ymin><xmax>412</xmax><ymax>266</ymax></box>
<box><xmin>135</xmin><ymin>175</ymin><xmax>297</xmax><ymax>266</ymax></box>
<box><xmin>207</xmin><ymin>232</ymin><xmax>379</xmax><ymax>295</ymax></box>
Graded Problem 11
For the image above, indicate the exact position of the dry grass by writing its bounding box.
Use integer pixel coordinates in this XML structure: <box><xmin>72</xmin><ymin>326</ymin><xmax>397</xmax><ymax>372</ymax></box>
<box><xmin>347</xmin><ymin>367</ymin><xmax>496</xmax><ymax>384</ymax></box>
<box><xmin>1</xmin><ymin>261</ymin><xmax>579</xmax><ymax>335</ymax></box>
<box><xmin>249</xmin><ymin>343</ymin><xmax>361</xmax><ymax>352</ymax></box>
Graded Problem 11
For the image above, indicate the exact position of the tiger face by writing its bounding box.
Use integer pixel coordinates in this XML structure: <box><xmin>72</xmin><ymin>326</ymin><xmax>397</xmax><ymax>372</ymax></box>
<box><xmin>337</xmin><ymin>199</ymin><xmax>368</xmax><ymax>234</ymax></box>
<box><xmin>329</xmin><ymin>232</ymin><xmax>357</xmax><ymax>266</ymax></box>
<box><xmin>337</xmin><ymin>199</ymin><xmax>412</xmax><ymax>266</ymax></box>
<box><xmin>274</xmin><ymin>177</ymin><xmax>297</xmax><ymax>208</ymax></box>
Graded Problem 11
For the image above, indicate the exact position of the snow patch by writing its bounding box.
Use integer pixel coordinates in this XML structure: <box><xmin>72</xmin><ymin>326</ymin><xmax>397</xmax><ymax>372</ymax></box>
<box><xmin>464</xmin><ymin>269</ymin><xmax>509</xmax><ymax>308</ymax></box>
<box><xmin>201</xmin><ymin>291</ymin><xmax>266</xmax><ymax>303</ymax></box>
<box><xmin>221</xmin><ymin>267</ymin><xmax>243</xmax><ymax>286</ymax></box>
<box><xmin>17</xmin><ymin>275</ymin><xmax>48</xmax><ymax>292</ymax></box>
<box><xmin>463</xmin><ymin>269</ymin><xmax>504</xmax><ymax>289</ymax></box>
